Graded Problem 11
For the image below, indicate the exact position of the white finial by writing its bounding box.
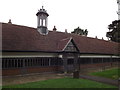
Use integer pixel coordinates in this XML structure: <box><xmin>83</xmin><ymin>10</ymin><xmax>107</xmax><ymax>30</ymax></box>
<box><xmin>41</xmin><ymin>0</ymin><xmax>44</xmax><ymax>8</ymax></box>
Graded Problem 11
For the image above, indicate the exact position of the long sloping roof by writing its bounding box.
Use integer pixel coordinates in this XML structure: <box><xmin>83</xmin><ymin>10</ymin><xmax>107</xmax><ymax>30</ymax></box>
<box><xmin>2</xmin><ymin>23</ymin><xmax>119</xmax><ymax>55</ymax></box>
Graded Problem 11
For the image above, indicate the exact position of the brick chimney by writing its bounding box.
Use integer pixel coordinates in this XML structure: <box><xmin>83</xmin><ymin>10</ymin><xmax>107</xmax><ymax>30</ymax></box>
<box><xmin>8</xmin><ymin>19</ymin><xmax>12</xmax><ymax>24</ymax></box>
<box><xmin>53</xmin><ymin>26</ymin><xmax>57</xmax><ymax>31</ymax></box>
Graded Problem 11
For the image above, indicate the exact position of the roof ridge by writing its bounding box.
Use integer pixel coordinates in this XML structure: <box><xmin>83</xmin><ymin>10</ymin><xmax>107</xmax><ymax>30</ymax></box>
<box><xmin>2</xmin><ymin>22</ymin><xmax>36</xmax><ymax>30</ymax></box>
<box><xmin>60</xmin><ymin>37</ymin><xmax>72</xmax><ymax>41</ymax></box>
<box><xmin>49</xmin><ymin>30</ymin><xmax>110</xmax><ymax>43</ymax></box>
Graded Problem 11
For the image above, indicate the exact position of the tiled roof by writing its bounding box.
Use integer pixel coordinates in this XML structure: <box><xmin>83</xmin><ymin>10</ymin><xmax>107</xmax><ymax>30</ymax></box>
<box><xmin>58</xmin><ymin>37</ymin><xmax>72</xmax><ymax>51</ymax></box>
<box><xmin>2</xmin><ymin>23</ymin><xmax>119</xmax><ymax>55</ymax></box>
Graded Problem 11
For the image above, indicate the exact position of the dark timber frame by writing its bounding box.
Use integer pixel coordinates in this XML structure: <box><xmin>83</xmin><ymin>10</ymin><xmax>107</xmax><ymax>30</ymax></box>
<box><xmin>62</xmin><ymin>52</ymin><xmax>79</xmax><ymax>73</ymax></box>
<box><xmin>62</xmin><ymin>38</ymin><xmax>80</xmax><ymax>73</ymax></box>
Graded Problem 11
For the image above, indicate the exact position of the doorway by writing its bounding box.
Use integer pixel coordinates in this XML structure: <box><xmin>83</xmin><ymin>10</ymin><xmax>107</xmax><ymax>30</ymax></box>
<box><xmin>67</xmin><ymin>58</ymin><xmax>74</xmax><ymax>72</ymax></box>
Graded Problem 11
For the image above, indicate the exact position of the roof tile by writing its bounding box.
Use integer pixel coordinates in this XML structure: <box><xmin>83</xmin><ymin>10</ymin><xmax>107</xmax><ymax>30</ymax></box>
<box><xmin>2</xmin><ymin>23</ymin><xmax>119</xmax><ymax>55</ymax></box>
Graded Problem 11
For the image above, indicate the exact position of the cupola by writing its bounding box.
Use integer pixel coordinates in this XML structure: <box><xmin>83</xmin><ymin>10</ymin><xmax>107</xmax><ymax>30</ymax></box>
<box><xmin>36</xmin><ymin>6</ymin><xmax>49</xmax><ymax>35</ymax></box>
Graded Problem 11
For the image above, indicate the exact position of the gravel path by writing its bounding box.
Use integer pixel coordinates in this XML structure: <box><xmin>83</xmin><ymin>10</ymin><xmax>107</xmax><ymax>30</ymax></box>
<box><xmin>79</xmin><ymin>74</ymin><xmax>119</xmax><ymax>86</ymax></box>
<box><xmin>2</xmin><ymin>72</ymin><xmax>65</xmax><ymax>86</ymax></box>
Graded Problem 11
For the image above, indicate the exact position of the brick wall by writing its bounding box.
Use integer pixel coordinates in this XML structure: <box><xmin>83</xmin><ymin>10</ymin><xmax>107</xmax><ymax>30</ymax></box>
<box><xmin>2</xmin><ymin>68</ymin><xmax>21</xmax><ymax>76</ymax></box>
<box><xmin>2</xmin><ymin>62</ymin><xmax>117</xmax><ymax>76</ymax></box>
<box><xmin>2</xmin><ymin>66</ymin><xmax>62</xmax><ymax>76</ymax></box>
<box><xmin>27</xmin><ymin>66</ymin><xmax>61</xmax><ymax>73</ymax></box>
<box><xmin>79</xmin><ymin>62</ymin><xmax>117</xmax><ymax>69</ymax></box>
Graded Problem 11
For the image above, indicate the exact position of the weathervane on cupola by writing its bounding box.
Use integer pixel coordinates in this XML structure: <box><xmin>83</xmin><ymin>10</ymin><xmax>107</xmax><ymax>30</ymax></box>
<box><xmin>36</xmin><ymin>6</ymin><xmax>49</xmax><ymax>35</ymax></box>
<box><xmin>117</xmin><ymin>0</ymin><xmax>120</xmax><ymax>20</ymax></box>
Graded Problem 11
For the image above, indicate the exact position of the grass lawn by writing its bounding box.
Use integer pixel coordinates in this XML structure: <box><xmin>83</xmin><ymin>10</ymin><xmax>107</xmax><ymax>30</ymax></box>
<box><xmin>89</xmin><ymin>68</ymin><xmax>120</xmax><ymax>80</ymax></box>
<box><xmin>3</xmin><ymin>77</ymin><xmax>117</xmax><ymax>88</ymax></box>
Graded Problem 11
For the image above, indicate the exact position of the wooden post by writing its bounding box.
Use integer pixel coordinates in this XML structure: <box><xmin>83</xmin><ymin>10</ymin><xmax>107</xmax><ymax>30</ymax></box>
<box><xmin>79</xmin><ymin>58</ymin><xmax>80</xmax><ymax>72</ymax></box>
<box><xmin>110</xmin><ymin>56</ymin><xmax>113</xmax><ymax>67</ymax></box>
<box><xmin>118</xmin><ymin>78</ymin><xmax>120</xmax><ymax>90</ymax></box>
<box><xmin>63</xmin><ymin>53</ymin><xmax>68</xmax><ymax>74</ymax></box>
<box><xmin>73</xmin><ymin>53</ymin><xmax>79</xmax><ymax>78</ymax></box>
<box><xmin>74</xmin><ymin>53</ymin><xmax>79</xmax><ymax>71</ymax></box>
<box><xmin>102</xmin><ymin>58</ymin><xmax>105</xmax><ymax>71</ymax></box>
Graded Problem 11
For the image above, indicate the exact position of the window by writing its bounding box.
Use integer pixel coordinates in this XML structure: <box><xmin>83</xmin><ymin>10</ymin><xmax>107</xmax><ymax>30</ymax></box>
<box><xmin>44</xmin><ymin>59</ymin><xmax>49</xmax><ymax>66</ymax></box>
<box><xmin>25</xmin><ymin>59</ymin><xmax>28</xmax><ymax>67</ymax></box>
<box><xmin>50</xmin><ymin>58</ymin><xmax>56</xmax><ymax>66</ymax></box>
<box><xmin>2</xmin><ymin>59</ymin><xmax>5</xmax><ymax>68</ymax></box>
<box><xmin>2</xmin><ymin>57</ymin><xmax>63</xmax><ymax>69</ymax></box>
<box><xmin>79</xmin><ymin>58</ymin><xmax>92</xmax><ymax>64</ymax></box>
<box><xmin>43</xmin><ymin>19</ymin><xmax>45</xmax><ymax>26</ymax></box>
<box><xmin>93</xmin><ymin>58</ymin><xmax>102</xmax><ymax>63</ymax></box>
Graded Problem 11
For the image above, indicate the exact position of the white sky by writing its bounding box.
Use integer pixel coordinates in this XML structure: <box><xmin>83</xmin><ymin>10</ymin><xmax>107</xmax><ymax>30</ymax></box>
<box><xmin>0</xmin><ymin>0</ymin><xmax>118</xmax><ymax>40</ymax></box>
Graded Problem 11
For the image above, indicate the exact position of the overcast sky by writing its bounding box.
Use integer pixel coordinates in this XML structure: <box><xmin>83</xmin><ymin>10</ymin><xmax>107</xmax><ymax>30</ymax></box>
<box><xmin>0</xmin><ymin>0</ymin><xmax>118</xmax><ymax>40</ymax></box>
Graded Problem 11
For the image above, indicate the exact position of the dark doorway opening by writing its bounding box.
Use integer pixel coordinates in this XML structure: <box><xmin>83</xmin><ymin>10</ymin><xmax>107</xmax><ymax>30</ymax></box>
<box><xmin>67</xmin><ymin>59</ymin><xmax>74</xmax><ymax>65</ymax></box>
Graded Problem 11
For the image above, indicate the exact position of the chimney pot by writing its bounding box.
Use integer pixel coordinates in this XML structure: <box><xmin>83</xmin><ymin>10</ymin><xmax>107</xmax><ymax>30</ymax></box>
<box><xmin>95</xmin><ymin>36</ymin><xmax>98</xmax><ymax>39</ymax></box>
<box><xmin>102</xmin><ymin>37</ymin><xmax>104</xmax><ymax>40</ymax></box>
<box><xmin>65</xmin><ymin>29</ymin><xmax>68</xmax><ymax>33</ymax></box>
<box><xmin>53</xmin><ymin>26</ymin><xmax>57</xmax><ymax>31</ymax></box>
<box><xmin>8</xmin><ymin>19</ymin><xmax>12</xmax><ymax>24</ymax></box>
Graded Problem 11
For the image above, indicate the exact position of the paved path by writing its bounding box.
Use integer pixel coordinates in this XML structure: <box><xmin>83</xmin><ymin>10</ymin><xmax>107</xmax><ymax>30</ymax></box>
<box><xmin>2</xmin><ymin>72</ymin><xmax>65</xmax><ymax>86</ymax></box>
<box><xmin>79</xmin><ymin>74</ymin><xmax>119</xmax><ymax>86</ymax></box>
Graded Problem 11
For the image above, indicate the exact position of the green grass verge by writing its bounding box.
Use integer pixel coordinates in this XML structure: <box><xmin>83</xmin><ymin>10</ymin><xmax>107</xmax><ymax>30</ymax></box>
<box><xmin>89</xmin><ymin>68</ymin><xmax>120</xmax><ymax>80</ymax></box>
<box><xmin>3</xmin><ymin>77</ymin><xmax>117</xmax><ymax>88</ymax></box>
